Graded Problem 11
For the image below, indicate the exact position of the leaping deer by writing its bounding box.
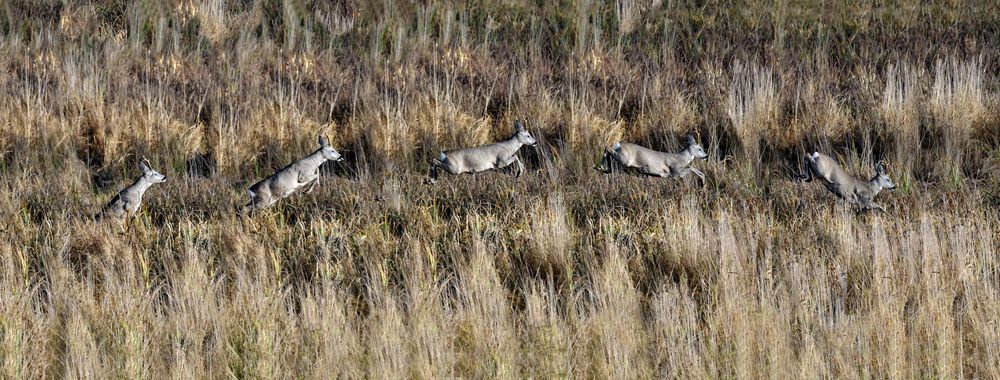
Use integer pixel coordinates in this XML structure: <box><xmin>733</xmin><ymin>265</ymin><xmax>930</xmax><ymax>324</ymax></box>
<box><xmin>96</xmin><ymin>158</ymin><xmax>168</xmax><ymax>223</ymax></box>
<box><xmin>426</xmin><ymin>119</ymin><xmax>538</xmax><ymax>184</ymax></box>
<box><xmin>798</xmin><ymin>152</ymin><xmax>896</xmax><ymax>211</ymax></box>
<box><xmin>240</xmin><ymin>136</ymin><xmax>344</xmax><ymax>214</ymax></box>
<box><xmin>595</xmin><ymin>134</ymin><xmax>709</xmax><ymax>186</ymax></box>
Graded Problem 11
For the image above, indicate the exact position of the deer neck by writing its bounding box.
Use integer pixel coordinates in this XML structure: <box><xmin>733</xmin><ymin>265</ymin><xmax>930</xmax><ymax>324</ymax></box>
<box><xmin>679</xmin><ymin>146</ymin><xmax>697</xmax><ymax>166</ymax></box>
<box><xmin>128</xmin><ymin>176</ymin><xmax>155</xmax><ymax>196</ymax></box>
<box><xmin>301</xmin><ymin>149</ymin><xmax>329</xmax><ymax>171</ymax></box>
<box><xmin>866</xmin><ymin>175</ymin><xmax>884</xmax><ymax>195</ymax></box>
<box><xmin>498</xmin><ymin>135</ymin><xmax>524</xmax><ymax>156</ymax></box>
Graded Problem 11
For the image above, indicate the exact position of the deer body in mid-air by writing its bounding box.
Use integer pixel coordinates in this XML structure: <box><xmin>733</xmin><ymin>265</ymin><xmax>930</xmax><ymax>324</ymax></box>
<box><xmin>597</xmin><ymin>134</ymin><xmax>709</xmax><ymax>185</ymax></box>
<box><xmin>799</xmin><ymin>152</ymin><xmax>896</xmax><ymax>211</ymax></box>
<box><xmin>426</xmin><ymin>119</ymin><xmax>537</xmax><ymax>184</ymax></box>
<box><xmin>96</xmin><ymin>159</ymin><xmax>168</xmax><ymax>221</ymax></box>
<box><xmin>241</xmin><ymin>136</ymin><xmax>344</xmax><ymax>214</ymax></box>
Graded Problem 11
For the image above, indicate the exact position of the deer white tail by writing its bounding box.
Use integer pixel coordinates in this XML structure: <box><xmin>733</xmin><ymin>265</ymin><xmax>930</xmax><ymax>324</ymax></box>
<box><xmin>613</xmin><ymin>142</ymin><xmax>621</xmax><ymax>150</ymax></box>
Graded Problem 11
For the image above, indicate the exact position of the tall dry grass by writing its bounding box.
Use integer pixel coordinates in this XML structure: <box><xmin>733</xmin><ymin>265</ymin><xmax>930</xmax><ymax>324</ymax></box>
<box><xmin>727</xmin><ymin>62</ymin><xmax>780</xmax><ymax>166</ymax></box>
<box><xmin>930</xmin><ymin>57</ymin><xmax>987</xmax><ymax>186</ymax></box>
<box><xmin>880</xmin><ymin>62</ymin><xmax>922</xmax><ymax>188</ymax></box>
<box><xmin>1</xmin><ymin>0</ymin><xmax>1000</xmax><ymax>378</ymax></box>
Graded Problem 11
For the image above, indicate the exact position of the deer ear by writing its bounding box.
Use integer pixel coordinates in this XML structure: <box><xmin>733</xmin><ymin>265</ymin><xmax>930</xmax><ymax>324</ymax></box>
<box><xmin>138</xmin><ymin>160</ymin><xmax>151</xmax><ymax>173</ymax></box>
<box><xmin>685</xmin><ymin>134</ymin><xmax>696</xmax><ymax>145</ymax></box>
<box><xmin>515</xmin><ymin>119</ymin><xmax>525</xmax><ymax>132</ymax></box>
<box><xmin>875</xmin><ymin>161</ymin><xmax>886</xmax><ymax>173</ymax></box>
<box><xmin>319</xmin><ymin>136</ymin><xmax>329</xmax><ymax>147</ymax></box>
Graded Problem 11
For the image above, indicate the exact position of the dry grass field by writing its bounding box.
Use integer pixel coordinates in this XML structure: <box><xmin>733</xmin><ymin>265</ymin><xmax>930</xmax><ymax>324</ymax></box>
<box><xmin>2</xmin><ymin>0</ymin><xmax>1000</xmax><ymax>378</ymax></box>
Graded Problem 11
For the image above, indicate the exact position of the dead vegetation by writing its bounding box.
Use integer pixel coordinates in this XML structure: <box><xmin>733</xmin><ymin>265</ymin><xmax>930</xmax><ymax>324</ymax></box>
<box><xmin>1</xmin><ymin>0</ymin><xmax>1000</xmax><ymax>378</ymax></box>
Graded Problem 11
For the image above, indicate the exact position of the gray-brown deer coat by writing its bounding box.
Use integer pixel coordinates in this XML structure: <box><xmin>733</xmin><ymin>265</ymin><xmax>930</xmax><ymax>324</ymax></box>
<box><xmin>96</xmin><ymin>159</ymin><xmax>167</xmax><ymax>221</ymax></box>
<box><xmin>241</xmin><ymin>136</ymin><xmax>343</xmax><ymax>214</ymax></box>
<box><xmin>596</xmin><ymin>135</ymin><xmax>709</xmax><ymax>185</ymax></box>
<box><xmin>426</xmin><ymin>119</ymin><xmax>537</xmax><ymax>183</ymax></box>
<box><xmin>799</xmin><ymin>152</ymin><xmax>896</xmax><ymax>211</ymax></box>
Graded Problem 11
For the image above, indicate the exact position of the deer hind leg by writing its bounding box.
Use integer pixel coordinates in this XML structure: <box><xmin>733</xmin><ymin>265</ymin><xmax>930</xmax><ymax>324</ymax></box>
<box><xmin>607</xmin><ymin>151</ymin><xmax>626</xmax><ymax>173</ymax></box>
<box><xmin>243</xmin><ymin>189</ymin><xmax>275</xmax><ymax>214</ymax></box>
<box><xmin>596</xmin><ymin>150</ymin><xmax>614</xmax><ymax>172</ymax></box>
<box><xmin>121</xmin><ymin>214</ymin><xmax>131</xmax><ymax>234</ymax></box>
<box><xmin>240</xmin><ymin>190</ymin><xmax>257</xmax><ymax>215</ymax></box>
<box><xmin>426</xmin><ymin>160</ymin><xmax>441</xmax><ymax>184</ymax></box>
<box><xmin>259</xmin><ymin>195</ymin><xmax>279</xmax><ymax>209</ymax></box>
<box><xmin>799</xmin><ymin>155</ymin><xmax>816</xmax><ymax>182</ymax></box>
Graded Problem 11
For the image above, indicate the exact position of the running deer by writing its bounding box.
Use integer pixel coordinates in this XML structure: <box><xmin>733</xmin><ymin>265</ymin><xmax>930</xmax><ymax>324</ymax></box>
<box><xmin>240</xmin><ymin>136</ymin><xmax>344</xmax><ymax>214</ymax></box>
<box><xmin>96</xmin><ymin>158</ymin><xmax>168</xmax><ymax>221</ymax></box>
<box><xmin>426</xmin><ymin>119</ymin><xmax>538</xmax><ymax>184</ymax></box>
<box><xmin>798</xmin><ymin>152</ymin><xmax>896</xmax><ymax>211</ymax></box>
<box><xmin>596</xmin><ymin>134</ymin><xmax>709</xmax><ymax>186</ymax></box>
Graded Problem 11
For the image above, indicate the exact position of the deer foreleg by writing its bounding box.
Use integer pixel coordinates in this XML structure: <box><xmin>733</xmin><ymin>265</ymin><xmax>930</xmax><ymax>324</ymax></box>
<box><xmin>497</xmin><ymin>155</ymin><xmax>523</xmax><ymax>177</ymax></box>
<box><xmin>512</xmin><ymin>156</ymin><xmax>525</xmax><ymax>177</ymax></box>
<box><xmin>302</xmin><ymin>178</ymin><xmax>318</xmax><ymax>194</ymax></box>
<box><xmin>688</xmin><ymin>167</ymin><xmax>707</xmax><ymax>187</ymax></box>
<box><xmin>860</xmin><ymin>199</ymin><xmax>885</xmax><ymax>212</ymax></box>
<box><xmin>674</xmin><ymin>167</ymin><xmax>707</xmax><ymax>186</ymax></box>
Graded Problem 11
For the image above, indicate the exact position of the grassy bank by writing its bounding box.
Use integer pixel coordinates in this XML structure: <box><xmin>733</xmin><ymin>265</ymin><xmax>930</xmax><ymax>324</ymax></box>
<box><xmin>1</xmin><ymin>0</ymin><xmax>999</xmax><ymax>377</ymax></box>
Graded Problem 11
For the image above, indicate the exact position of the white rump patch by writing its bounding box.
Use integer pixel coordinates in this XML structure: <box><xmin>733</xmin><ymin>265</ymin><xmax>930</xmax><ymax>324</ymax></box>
<box><xmin>438</xmin><ymin>152</ymin><xmax>447</xmax><ymax>162</ymax></box>
<box><xmin>812</xmin><ymin>152</ymin><xmax>820</xmax><ymax>159</ymax></box>
<box><xmin>247</xmin><ymin>189</ymin><xmax>256</xmax><ymax>199</ymax></box>
<box><xmin>613</xmin><ymin>142</ymin><xmax>622</xmax><ymax>150</ymax></box>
